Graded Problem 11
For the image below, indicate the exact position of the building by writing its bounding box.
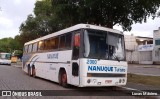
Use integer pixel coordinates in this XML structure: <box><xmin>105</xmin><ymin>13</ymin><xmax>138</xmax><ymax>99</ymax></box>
<box><xmin>153</xmin><ymin>28</ymin><xmax>160</xmax><ymax>64</ymax></box>
<box><xmin>124</xmin><ymin>34</ymin><xmax>153</xmax><ymax>64</ymax></box>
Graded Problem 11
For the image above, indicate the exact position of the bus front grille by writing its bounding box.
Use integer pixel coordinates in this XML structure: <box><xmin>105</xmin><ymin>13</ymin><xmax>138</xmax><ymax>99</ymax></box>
<box><xmin>87</xmin><ymin>73</ymin><xmax>126</xmax><ymax>77</ymax></box>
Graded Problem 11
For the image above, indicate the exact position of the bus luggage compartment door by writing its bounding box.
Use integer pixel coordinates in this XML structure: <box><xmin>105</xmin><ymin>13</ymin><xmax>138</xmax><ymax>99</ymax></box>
<box><xmin>71</xmin><ymin>61</ymin><xmax>79</xmax><ymax>86</ymax></box>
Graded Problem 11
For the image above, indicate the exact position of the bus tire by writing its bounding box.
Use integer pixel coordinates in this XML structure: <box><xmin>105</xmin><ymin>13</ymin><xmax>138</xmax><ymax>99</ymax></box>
<box><xmin>32</xmin><ymin>65</ymin><xmax>36</xmax><ymax>78</ymax></box>
<box><xmin>27</xmin><ymin>64</ymin><xmax>31</xmax><ymax>76</ymax></box>
<box><xmin>59</xmin><ymin>70</ymin><xmax>68</xmax><ymax>88</ymax></box>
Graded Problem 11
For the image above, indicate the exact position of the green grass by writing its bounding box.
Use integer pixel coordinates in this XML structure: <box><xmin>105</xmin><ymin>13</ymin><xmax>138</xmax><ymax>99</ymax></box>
<box><xmin>127</xmin><ymin>73</ymin><xmax>160</xmax><ymax>87</ymax></box>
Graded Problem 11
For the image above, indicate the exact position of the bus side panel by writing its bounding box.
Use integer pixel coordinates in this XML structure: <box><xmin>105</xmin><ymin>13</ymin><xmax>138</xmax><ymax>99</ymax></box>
<box><xmin>23</xmin><ymin>50</ymin><xmax>72</xmax><ymax>84</ymax></box>
<box><xmin>48</xmin><ymin>50</ymin><xmax>72</xmax><ymax>83</ymax></box>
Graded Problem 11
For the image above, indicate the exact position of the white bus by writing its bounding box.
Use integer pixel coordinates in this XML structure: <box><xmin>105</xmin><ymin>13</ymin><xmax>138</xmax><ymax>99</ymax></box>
<box><xmin>22</xmin><ymin>24</ymin><xmax>128</xmax><ymax>87</ymax></box>
<box><xmin>0</xmin><ymin>53</ymin><xmax>11</xmax><ymax>65</ymax></box>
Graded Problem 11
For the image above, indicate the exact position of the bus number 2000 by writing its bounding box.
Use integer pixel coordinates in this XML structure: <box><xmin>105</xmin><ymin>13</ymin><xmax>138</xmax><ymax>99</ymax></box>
<box><xmin>86</xmin><ymin>59</ymin><xmax>97</xmax><ymax>64</ymax></box>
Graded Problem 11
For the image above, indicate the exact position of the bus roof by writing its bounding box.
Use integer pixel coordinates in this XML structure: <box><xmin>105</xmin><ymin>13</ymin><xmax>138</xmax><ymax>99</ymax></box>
<box><xmin>24</xmin><ymin>24</ymin><xmax>123</xmax><ymax>45</ymax></box>
<box><xmin>0</xmin><ymin>53</ymin><xmax>10</xmax><ymax>54</ymax></box>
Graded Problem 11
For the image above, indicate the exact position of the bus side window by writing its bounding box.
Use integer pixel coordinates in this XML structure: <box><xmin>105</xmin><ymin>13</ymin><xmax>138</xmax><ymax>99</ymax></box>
<box><xmin>28</xmin><ymin>44</ymin><xmax>33</xmax><ymax>53</ymax></box>
<box><xmin>52</xmin><ymin>37</ymin><xmax>59</xmax><ymax>50</ymax></box>
<box><xmin>24</xmin><ymin>45</ymin><xmax>28</xmax><ymax>53</ymax></box>
<box><xmin>32</xmin><ymin>42</ymin><xmax>38</xmax><ymax>52</ymax></box>
<box><xmin>72</xmin><ymin>33</ymin><xmax>80</xmax><ymax>60</ymax></box>
<box><xmin>44</xmin><ymin>39</ymin><xmax>51</xmax><ymax>50</ymax></box>
<box><xmin>38</xmin><ymin>41</ymin><xmax>45</xmax><ymax>51</ymax></box>
<box><xmin>59</xmin><ymin>35</ymin><xmax>66</xmax><ymax>49</ymax></box>
<box><xmin>66</xmin><ymin>33</ymin><xmax>72</xmax><ymax>49</ymax></box>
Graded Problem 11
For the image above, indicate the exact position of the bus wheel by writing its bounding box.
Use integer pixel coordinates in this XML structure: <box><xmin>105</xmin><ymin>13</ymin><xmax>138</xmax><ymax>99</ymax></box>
<box><xmin>32</xmin><ymin>66</ymin><xmax>36</xmax><ymax>78</ymax></box>
<box><xmin>60</xmin><ymin>70</ymin><xmax>68</xmax><ymax>88</ymax></box>
<box><xmin>28</xmin><ymin>66</ymin><xmax>31</xmax><ymax>76</ymax></box>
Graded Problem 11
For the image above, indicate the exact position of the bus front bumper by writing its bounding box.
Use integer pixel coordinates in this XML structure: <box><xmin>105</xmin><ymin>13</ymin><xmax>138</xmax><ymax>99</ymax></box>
<box><xmin>79</xmin><ymin>77</ymin><xmax>127</xmax><ymax>87</ymax></box>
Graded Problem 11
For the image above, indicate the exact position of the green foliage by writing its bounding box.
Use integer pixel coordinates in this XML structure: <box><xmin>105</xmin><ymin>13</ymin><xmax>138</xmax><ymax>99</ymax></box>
<box><xmin>19</xmin><ymin>0</ymin><xmax>59</xmax><ymax>45</ymax></box>
<box><xmin>19</xmin><ymin>14</ymin><xmax>39</xmax><ymax>45</ymax></box>
<box><xmin>128</xmin><ymin>73</ymin><xmax>160</xmax><ymax>87</ymax></box>
<box><xmin>0</xmin><ymin>38</ymin><xmax>14</xmax><ymax>53</ymax></box>
<box><xmin>19</xmin><ymin>0</ymin><xmax>160</xmax><ymax>45</ymax></box>
<box><xmin>0</xmin><ymin>37</ymin><xmax>22</xmax><ymax>53</ymax></box>
<box><xmin>51</xmin><ymin>0</ymin><xmax>160</xmax><ymax>31</ymax></box>
<box><xmin>12</xmin><ymin>50</ymin><xmax>23</xmax><ymax>56</ymax></box>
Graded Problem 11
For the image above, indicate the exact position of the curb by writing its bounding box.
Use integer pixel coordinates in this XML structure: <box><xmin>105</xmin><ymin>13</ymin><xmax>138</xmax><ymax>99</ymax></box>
<box><xmin>143</xmin><ymin>66</ymin><xmax>160</xmax><ymax>69</ymax></box>
<box><xmin>128</xmin><ymin>64</ymin><xmax>160</xmax><ymax>69</ymax></box>
<box><xmin>117</xmin><ymin>86</ymin><xmax>160</xmax><ymax>99</ymax></box>
<box><xmin>128</xmin><ymin>73</ymin><xmax>160</xmax><ymax>77</ymax></box>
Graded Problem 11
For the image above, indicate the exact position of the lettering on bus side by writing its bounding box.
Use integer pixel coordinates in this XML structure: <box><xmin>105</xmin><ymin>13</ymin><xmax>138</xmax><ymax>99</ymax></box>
<box><xmin>86</xmin><ymin>59</ymin><xmax>97</xmax><ymax>64</ymax></box>
<box><xmin>88</xmin><ymin>66</ymin><xmax>126</xmax><ymax>72</ymax></box>
<box><xmin>47</xmin><ymin>53</ymin><xmax>58</xmax><ymax>59</ymax></box>
<box><xmin>50</xmin><ymin>66</ymin><xmax>56</xmax><ymax>70</ymax></box>
<box><xmin>114</xmin><ymin>67</ymin><xmax>125</xmax><ymax>72</ymax></box>
<box><xmin>88</xmin><ymin>66</ymin><xmax>113</xmax><ymax>72</ymax></box>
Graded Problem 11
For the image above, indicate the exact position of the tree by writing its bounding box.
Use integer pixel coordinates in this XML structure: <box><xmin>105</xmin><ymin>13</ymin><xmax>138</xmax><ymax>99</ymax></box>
<box><xmin>19</xmin><ymin>14</ymin><xmax>39</xmax><ymax>45</ymax></box>
<box><xmin>51</xmin><ymin>0</ymin><xmax>160</xmax><ymax>31</ymax></box>
<box><xmin>19</xmin><ymin>0</ymin><xmax>58</xmax><ymax>45</ymax></box>
<box><xmin>0</xmin><ymin>37</ymin><xmax>21</xmax><ymax>53</ymax></box>
<box><xmin>19</xmin><ymin>0</ymin><xmax>160</xmax><ymax>45</ymax></box>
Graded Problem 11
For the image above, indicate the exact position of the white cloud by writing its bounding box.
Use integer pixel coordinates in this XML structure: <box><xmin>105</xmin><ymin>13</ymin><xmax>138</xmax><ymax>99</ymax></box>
<box><xmin>0</xmin><ymin>17</ymin><xmax>13</xmax><ymax>28</ymax></box>
<box><xmin>114</xmin><ymin>17</ymin><xmax>160</xmax><ymax>38</ymax></box>
<box><xmin>14</xmin><ymin>0</ymin><xmax>21</xmax><ymax>5</ymax></box>
<box><xmin>0</xmin><ymin>29</ymin><xmax>18</xmax><ymax>38</ymax></box>
<box><xmin>0</xmin><ymin>0</ymin><xmax>36</xmax><ymax>39</ymax></box>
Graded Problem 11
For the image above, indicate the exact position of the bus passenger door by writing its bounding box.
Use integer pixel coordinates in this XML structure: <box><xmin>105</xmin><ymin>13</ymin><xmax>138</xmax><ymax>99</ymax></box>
<box><xmin>71</xmin><ymin>33</ymin><xmax>80</xmax><ymax>86</ymax></box>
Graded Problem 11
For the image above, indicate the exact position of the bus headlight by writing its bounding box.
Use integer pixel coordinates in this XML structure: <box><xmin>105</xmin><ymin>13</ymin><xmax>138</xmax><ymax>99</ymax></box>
<box><xmin>93</xmin><ymin>79</ymin><xmax>97</xmax><ymax>83</ymax></box>
<box><xmin>97</xmin><ymin>82</ymin><xmax>101</xmax><ymax>85</ymax></box>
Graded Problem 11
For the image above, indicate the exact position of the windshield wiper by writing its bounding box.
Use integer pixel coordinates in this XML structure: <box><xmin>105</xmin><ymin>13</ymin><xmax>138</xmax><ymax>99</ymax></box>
<box><xmin>113</xmin><ymin>55</ymin><xmax>120</xmax><ymax>62</ymax></box>
<box><xmin>98</xmin><ymin>54</ymin><xmax>102</xmax><ymax>60</ymax></box>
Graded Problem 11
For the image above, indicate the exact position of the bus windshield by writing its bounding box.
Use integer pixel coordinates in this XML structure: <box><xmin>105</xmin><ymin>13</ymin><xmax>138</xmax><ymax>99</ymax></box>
<box><xmin>83</xmin><ymin>29</ymin><xmax>125</xmax><ymax>61</ymax></box>
<box><xmin>0</xmin><ymin>53</ymin><xmax>11</xmax><ymax>60</ymax></box>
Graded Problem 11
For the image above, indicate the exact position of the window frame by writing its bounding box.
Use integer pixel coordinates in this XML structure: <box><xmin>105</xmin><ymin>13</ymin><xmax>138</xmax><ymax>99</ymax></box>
<box><xmin>24</xmin><ymin>45</ymin><xmax>29</xmax><ymax>54</ymax></box>
<box><xmin>32</xmin><ymin>42</ymin><xmax>38</xmax><ymax>53</ymax></box>
<box><xmin>65</xmin><ymin>32</ymin><xmax>72</xmax><ymax>49</ymax></box>
<box><xmin>28</xmin><ymin>44</ymin><xmax>33</xmax><ymax>53</ymax></box>
<box><xmin>72</xmin><ymin>29</ymin><xmax>83</xmax><ymax>60</ymax></box>
<box><xmin>155</xmin><ymin>39</ymin><xmax>160</xmax><ymax>45</ymax></box>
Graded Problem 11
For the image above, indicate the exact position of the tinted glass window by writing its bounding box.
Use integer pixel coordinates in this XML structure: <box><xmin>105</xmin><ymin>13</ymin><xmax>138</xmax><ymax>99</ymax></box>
<box><xmin>0</xmin><ymin>53</ymin><xmax>11</xmax><ymax>59</ymax></box>
<box><xmin>155</xmin><ymin>39</ymin><xmax>160</xmax><ymax>45</ymax></box>
<box><xmin>44</xmin><ymin>39</ymin><xmax>52</xmax><ymax>50</ymax></box>
<box><xmin>83</xmin><ymin>29</ymin><xmax>125</xmax><ymax>61</ymax></box>
<box><xmin>38</xmin><ymin>41</ymin><xmax>45</xmax><ymax>51</ymax></box>
<box><xmin>52</xmin><ymin>37</ymin><xmax>59</xmax><ymax>49</ymax></box>
<box><xmin>66</xmin><ymin>33</ymin><xmax>72</xmax><ymax>48</ymax></box>
<box><xmin>59</xmin><ymin>35</ymin><xmax>65</xmax><ymax>49</ymax></box>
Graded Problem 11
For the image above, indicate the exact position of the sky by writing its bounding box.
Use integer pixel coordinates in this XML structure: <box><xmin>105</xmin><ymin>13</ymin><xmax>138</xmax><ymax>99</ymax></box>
<box><xmin>0</xmin><ymin>0</ymin><xmax>36</xmax><ymax>39</ymax></box>
<box><xmin>0</xmin><ymin>0</ymin><xmax>160</xmax><ymax>39</ymax></box>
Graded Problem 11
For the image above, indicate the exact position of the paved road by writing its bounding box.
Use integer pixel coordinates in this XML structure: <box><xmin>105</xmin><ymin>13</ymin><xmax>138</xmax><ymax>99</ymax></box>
<box><xmin>0</xmin><ymin>65</ymin><xmax>143</xmax><ymax>99</ymax></box>
<box><xmin>12</xmin><ymin>62</ymin><xmax>160</xmax><ymax>76</ymax></box>
<box><xmin>128</xmin><ymin>64</ymin><xmax>160</xmax><ymax>76</ymax></box>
